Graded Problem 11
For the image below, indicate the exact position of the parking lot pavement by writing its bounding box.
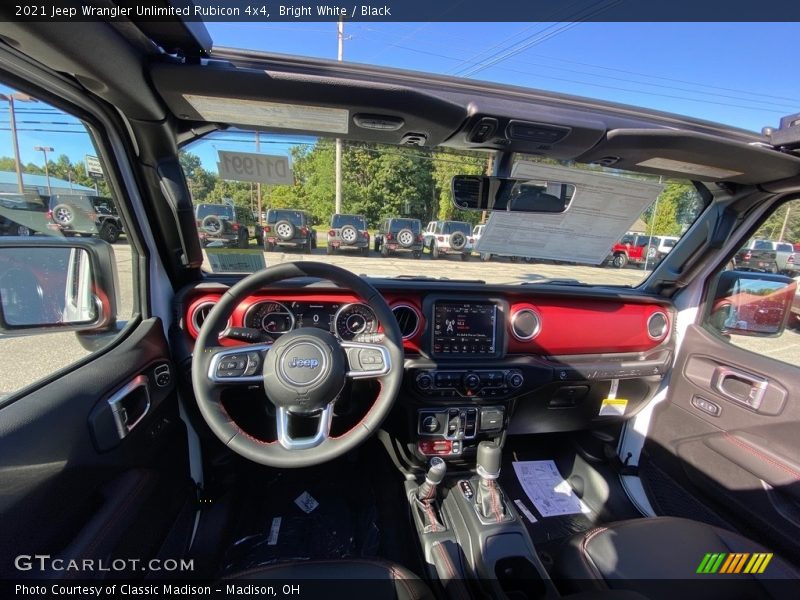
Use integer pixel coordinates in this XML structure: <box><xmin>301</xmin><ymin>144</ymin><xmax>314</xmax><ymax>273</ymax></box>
<box><xmin>254</xmin><ymin>246</ymin><xmax>648</xmax><ymax>286</ymax></box>
<box><xmin>2</xmin><ymin>243</ymin><xmax>796</xmax><ymax>396</ymax></box>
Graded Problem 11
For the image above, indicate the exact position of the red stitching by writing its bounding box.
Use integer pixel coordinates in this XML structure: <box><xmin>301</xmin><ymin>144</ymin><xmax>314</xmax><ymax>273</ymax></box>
<box><xmin>724</xmin><ymin>433</ymin><xmax>800</xmax><ymax>480</ymax></box>
<box><xmin>580</xmin><ymin>526</ymin><xmax>608</xmax><ymax>580</ymax></box>
<box><xmin>434</xmin><ymin>542</ymin><xmax>455</xmax><ymax>579</ymax></box>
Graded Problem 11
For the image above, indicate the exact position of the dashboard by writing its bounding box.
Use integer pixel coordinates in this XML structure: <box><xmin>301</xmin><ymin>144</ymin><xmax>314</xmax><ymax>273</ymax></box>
<box><xmin>183</xmin><ymin>286</ymin><xmax>671</xmax><ymax>357</ymax></box>
<box><xmin>178</xmin><ymin>279</ymin><xmax>675</xmax><ymax>456</ymax></box>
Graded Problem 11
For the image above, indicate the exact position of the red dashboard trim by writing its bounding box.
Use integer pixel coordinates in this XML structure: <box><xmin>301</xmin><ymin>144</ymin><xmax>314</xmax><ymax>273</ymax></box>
<box><xmin>507</xmin><ymin>299</ymin><xmax>671</xmax><ymax>355</ymax></box>
<box><xmin>184</xmin><ymin>292</ymin><xmax>670</xmax><ymax>355</ymax></box>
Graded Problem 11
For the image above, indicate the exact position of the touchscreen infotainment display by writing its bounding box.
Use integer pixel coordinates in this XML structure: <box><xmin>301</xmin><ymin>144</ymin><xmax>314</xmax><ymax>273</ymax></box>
<box><xmin>432</xmin><ymin>301</ymin><xmax>497</xmax><ymax>355</ymax></box>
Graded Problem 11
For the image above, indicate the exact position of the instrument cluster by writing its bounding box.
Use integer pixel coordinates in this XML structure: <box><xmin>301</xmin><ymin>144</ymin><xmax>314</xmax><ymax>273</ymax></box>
<box><xmin>243</xmin><ymin>300</ymin><xmax>378</xmax><ymax>341</ymax></box>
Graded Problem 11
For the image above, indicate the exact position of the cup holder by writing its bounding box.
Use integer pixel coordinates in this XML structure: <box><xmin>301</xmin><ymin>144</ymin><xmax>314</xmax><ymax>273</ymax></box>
<box><xmin>494</xmin><ymin>556</ymin><xmax>546</xmax><ymax>599</ymax></box>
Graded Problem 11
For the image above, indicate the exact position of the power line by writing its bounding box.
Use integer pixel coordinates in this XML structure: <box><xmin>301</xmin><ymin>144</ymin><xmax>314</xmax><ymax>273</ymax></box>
<box><xmin>354</xmin><ymin>24</ymin><xmax>796</xmax><ymax>107</ymax></box>
<box><xmin>455</xmin><ymin>0</ymin><xmax>622</xmax><ymax>78</ymax></box>
<box><xmin>450</xmin><ymin>0</ymin><xmax>600</xmax><ymax>76</ymax></box>
<box><xmin>379</xmin><ymin>44</ymin><xmax>790</xmax><ymax>114</ymax></box>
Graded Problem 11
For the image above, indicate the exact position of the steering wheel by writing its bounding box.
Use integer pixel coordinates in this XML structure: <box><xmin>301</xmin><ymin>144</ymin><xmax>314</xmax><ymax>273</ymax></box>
<box><xmin>191</xmin><ymin>262</ymin><xmax>404</xmax><ymax>468</ymax></box>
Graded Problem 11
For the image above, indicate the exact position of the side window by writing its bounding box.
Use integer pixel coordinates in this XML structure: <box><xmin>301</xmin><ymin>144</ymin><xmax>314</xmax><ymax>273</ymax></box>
<box><xmin>0</xmin><ymin>86</ymin><xmax>137</xmax><ymax>398</ymax></box>
<box><xmin>705</xmin><ymin>198</ymin><xmax>799</xmax><ymax>367</ymax></box>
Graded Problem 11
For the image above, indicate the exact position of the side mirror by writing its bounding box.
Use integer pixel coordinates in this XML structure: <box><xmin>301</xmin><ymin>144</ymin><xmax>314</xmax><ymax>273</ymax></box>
<box><xmin>0</xmin><ymin>237</ymin><xmax>118</xmax><ymax>336</ymax></box>
<box><xmin>452</xmin><ymin>175</ymin><xmax>575</xmax><ymax>213</ymax></box>
<box><xmin>708</xmin><ymin>270</ymin><xmax>796</xmax><ymax>338</ymax></box>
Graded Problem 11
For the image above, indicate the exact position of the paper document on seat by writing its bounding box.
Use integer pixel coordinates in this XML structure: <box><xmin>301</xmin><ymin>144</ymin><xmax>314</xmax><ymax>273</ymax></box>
<box><xmin>512</xmin><ymin>460</ymin><xmax>590</xmax><ymax>517</ymax></box>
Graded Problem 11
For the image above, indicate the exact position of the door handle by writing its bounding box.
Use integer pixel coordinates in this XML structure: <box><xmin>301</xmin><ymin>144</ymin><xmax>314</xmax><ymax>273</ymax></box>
<box><xmin>107</xmin><ymin>375</ymin><xmax>151</xmax><ymax>439</ymax></box>
<box><xmin>712</xmin><ymin>367</ymin><xmax>768</xmax><ymax>411</ymax></box>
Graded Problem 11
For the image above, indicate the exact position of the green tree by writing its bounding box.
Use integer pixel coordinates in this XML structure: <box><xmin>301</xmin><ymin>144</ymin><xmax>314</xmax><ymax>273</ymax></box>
<box><xmin>180</xmin><ymin>151</ymin><xmax>216</xmax><ymax>202</ymax></box>
<box><xmin>642</xmin><ymin>181</ymin><xmax>691</xmax><ymax>235</ymax></box>
<box><xmin>755</xmin><ymin>201</ymin><xmax>800</xmax><ymax>243</ymax></box>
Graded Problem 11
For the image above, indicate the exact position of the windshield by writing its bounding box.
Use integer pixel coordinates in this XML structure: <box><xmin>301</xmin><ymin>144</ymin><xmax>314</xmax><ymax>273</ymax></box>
<box><xmin>196</xmin><ymin>204</ymin><xmax>234</xmax><ymax>220</ymax></box>
<box><xmin>332</xmin><ymin>214</ymin><xmax>367</xmax><ymax>229</ymax></box>
<box><xmin>183</xmin><ymin>132</ymin><xmax>704</xmax><ymax>285</ymax></box>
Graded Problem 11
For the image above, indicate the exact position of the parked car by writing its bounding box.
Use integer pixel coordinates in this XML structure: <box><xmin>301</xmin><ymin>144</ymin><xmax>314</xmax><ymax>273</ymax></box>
<box><xmin>735</xmin><ymin>239</ymin><xmax>797</xmax><ymax>275</ymax></box>
<box><xmin>48</xmin><ymin>194</ymin><xmax>123</xmax><ymax>243</ymax></box>
<box><xmin>423</xmin><ymin>219</ymin><xmax>475</xmax><ymax>260</ymax></box>
<box><xmin>262</xmin><ymin>208</ymin><xmax>316</xmax><ymax>253</ymax></box>
<box><xmin>0</xmin><ymin>193</ymin><xmax>49</xmax><ymax>236</ymax></box>
<box><xmin>792</xmin><ymin>276</ymin><xmax>800</xmax><ymax>327</ymax></box>
<box><xmin>374</xmin><ymin>217</ymin><xmax>423</xmax><ymax>258</ymax></box>
<box><xmin>652</xmin><ymin>235</ymin><xmax>679</xmax><ymax>264</ymax></box>
<box><xmin>608</xmin><ymin>233</ymin><xmax>659</xmax><ymax>268</ymax></box>
<box><xmin>193</xmin><ymin>202</ymin><xmax>250</xmax><ymax>248</ymax></box>
<box><xmin>327</xmin><ymin>213</ymin><xmax>369</xmax><ymax>255</ymax></box>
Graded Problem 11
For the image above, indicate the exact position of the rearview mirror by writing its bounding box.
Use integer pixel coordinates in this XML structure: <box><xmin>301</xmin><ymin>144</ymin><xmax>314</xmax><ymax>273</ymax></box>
<box><xmin>452</xmin><ymin>175</ymin><xmax>575</xmax><ymax>213</ymax></box>
<box><xmin>0</xmin><ymin>238</ymin><xmax>118</xmax><ymax>335</ymax></box>
<box><xmin>708</xmin><ymin>270</ymin><xmax>796</xmax><ymax>338</ymax></box>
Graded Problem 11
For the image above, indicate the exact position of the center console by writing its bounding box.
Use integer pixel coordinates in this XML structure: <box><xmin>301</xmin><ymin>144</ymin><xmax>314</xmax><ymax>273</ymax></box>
<box><xmin>405</xmin><ymin>442</ymin><xmax>559</xmax><ymax>600</ymax></box>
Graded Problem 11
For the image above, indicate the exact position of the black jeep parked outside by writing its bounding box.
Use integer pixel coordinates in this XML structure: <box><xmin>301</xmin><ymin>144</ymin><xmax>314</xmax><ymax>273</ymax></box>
<box><xmin>48</xmin><ymin>194</ymin><xmax>123</xmax><ymax>243</ymax></box>
<box><xmin>194</xmin><ymin>203</ymin><xmax>251</xmax><ymax>249</ymax></box>
<box><xmin>262</xmin><ymin>208</ymin><xmax>317</xmax><ymax>253</ymax></box>
<box><xmin>327</xmin><ymin>213</ymin><xmax>370</xmax><ymax>255</ymax></box>
<box><xmin>374</xmin><ymin>217</ymin><xmax>424</xmax><ymax>258</ymax></box>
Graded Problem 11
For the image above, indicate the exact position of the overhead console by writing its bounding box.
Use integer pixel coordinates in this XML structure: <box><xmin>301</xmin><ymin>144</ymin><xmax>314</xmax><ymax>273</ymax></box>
<box><xmin>451</xmin><ymin>109</ymin><xmax>607</xmax><ymax>159</ymax></box>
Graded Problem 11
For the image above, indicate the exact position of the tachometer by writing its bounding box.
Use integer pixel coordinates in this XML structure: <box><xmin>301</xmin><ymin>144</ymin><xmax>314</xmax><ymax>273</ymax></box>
<box><xmin>244</xmin><ymin>301</ymin><xmax>295</xmax><ymax>335</ymax></box>
<box><xmin>334</xmin><ymin>303</ymin><xmax>378</xmax><ymax>340</ymax></box>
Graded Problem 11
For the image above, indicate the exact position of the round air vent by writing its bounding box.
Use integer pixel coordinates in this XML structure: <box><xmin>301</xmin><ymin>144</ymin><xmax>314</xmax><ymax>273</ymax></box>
<box><xmin>511</xmin><ymin>308</ymin><xmax>541</xmax><ymax>341</ymax></box>
<box><xmin>191</xmin><ymin>301</ymin><xmax>216</xmax><ymax>333</ymax></box>
<box><xmin>647</xmin><ymin>311</ymin><xmax>669</xmax><ymax>341</ymax></box>
<box><xmin>391</xmin><ymin>304</ymin><xmax>421</xmax><ymax>339</ymax></box>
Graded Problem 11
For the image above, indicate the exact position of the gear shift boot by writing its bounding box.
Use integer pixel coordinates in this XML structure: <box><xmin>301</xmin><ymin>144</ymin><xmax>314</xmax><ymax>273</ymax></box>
<box><xmin>474</xmin><ymin>441</ymin><xmax>512</xmax><ymax>524</ymax></box>
<box><xmin>413</xmin><ymin>457</ymin><xmax>447</xmax><ymax>533</ymax></box>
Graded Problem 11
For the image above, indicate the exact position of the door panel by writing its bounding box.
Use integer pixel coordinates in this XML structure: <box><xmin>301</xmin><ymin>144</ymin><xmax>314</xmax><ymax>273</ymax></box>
<box><xmin>0</xmin><ymin>319</ymin><xmax>191</xmax><ymax>577</ymax></box>
<box><xmin>645</xmin><ymin>324</ymin><xmax>800</xmax><ymax>564</ymax></box>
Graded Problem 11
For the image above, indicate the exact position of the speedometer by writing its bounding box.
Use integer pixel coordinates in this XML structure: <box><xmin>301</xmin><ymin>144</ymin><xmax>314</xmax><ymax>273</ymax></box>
<box><xmin>334</xmin><ymin>303</ymin><xmax>378</xmax><ymax>340</ymax></box>
<box><xmin>244</xmin><ymin>301</ymin><xmax>295</xmax><ymax>335</ymax></box>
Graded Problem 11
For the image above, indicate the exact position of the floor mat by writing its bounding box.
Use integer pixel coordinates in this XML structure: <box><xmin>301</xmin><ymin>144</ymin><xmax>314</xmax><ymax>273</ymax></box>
<box><xmin>222</xmin><ymin>461</ymin><xmax>380</xmax><ymax>573</ymax></box>
<box><xmin>499</xmin><ymin>461</ymin><xmax>600</xmax><ymax>563</ymax></box>
<box><xmin>499</xmin><ymin>434</ymin><xmax>637</xmax><ymax>568</ymax></box>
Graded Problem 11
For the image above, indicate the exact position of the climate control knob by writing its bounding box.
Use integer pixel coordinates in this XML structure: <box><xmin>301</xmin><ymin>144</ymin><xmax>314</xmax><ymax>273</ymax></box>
<box><xmin>416</xmin><ymin>373</ymin><xmax>433</xmax><ymax>389</ymax></box>
<box><xmin>506</xmin><ymin>371</ymin><xmax>524</xmax><ymax>389</ymax></box>
<box><xmin>463</xmin><ymin>372</ymin><xmax>481</xmax><ymax>391</ymax></box>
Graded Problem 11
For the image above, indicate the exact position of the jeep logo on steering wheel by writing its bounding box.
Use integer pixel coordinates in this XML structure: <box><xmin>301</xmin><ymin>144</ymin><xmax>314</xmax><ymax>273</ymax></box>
<box><xmin>290</xmin><ymin>357</ymin><xmax>320</xmax><ymax>369</ymax></box>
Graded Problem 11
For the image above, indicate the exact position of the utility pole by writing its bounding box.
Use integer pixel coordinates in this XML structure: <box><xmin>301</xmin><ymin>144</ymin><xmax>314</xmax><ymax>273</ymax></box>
<box><xmin>778</xmin><ymin>204</ymin><xmax>791</xmax><ymax>241</ymax></box>
<box><xmin>0</xmin><ymin>93</ymin><xmax>26</xmax><ymax>193</ymax></box>
<box><xmin>34</xmin><ymin>146</ymin><xmax>54</xmax><ymax>196</ymax></box>
<box><xmin>255</xmin><ymin>131</ymin><xmax>262</xmax><ymax>224</ymax></box>
<box><xmin>334</xmin><ymin>17</ymin><xmax>344</xmax><ymax>214</ymax></box>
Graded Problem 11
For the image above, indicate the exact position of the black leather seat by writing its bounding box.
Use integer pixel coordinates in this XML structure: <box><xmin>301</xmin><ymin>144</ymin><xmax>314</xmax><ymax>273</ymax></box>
<box><xmin>557</xmin><ymin>517</ymin><xmax>799</xmax><ymax>600</ymax></box>
<box><xmin>225</xmin><ymin>558</ymin><xmax>434</xmax><ymax>600</ymax></box>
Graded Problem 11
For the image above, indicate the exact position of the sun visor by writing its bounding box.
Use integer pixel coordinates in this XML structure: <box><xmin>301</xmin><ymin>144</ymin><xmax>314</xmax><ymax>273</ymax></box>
<box><xmin>150</xmin><ymin>62</ymin><xmax>465</xmax><ymax>144</ymax></box>
<box><xmin>578</xmin><ymin>129</ymin><xmax>800</xmax><ymax>185</ymax></box>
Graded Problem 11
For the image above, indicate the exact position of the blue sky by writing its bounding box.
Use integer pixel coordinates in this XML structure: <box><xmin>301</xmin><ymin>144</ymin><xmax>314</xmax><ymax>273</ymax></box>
<box><xmin>1</xmin><ymin>22</ymin><xmax>796</xmax><ymax>171</ymax></box>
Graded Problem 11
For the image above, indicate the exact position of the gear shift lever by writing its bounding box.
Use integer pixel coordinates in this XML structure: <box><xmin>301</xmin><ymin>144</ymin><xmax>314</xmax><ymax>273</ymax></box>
<box><xmin>414</xmin><ymin>457</ymin><xmax>447</xmax><ymax>532</ymax></box>
<box><xmin>475</xmin><ymin>441</ymin><xmax>508</xmax><ymax>522</ymax></box>
<box><xmin>417</xmin><ymin>456</ymin><xmax>447</xmax><ymax>501</ymax></box>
